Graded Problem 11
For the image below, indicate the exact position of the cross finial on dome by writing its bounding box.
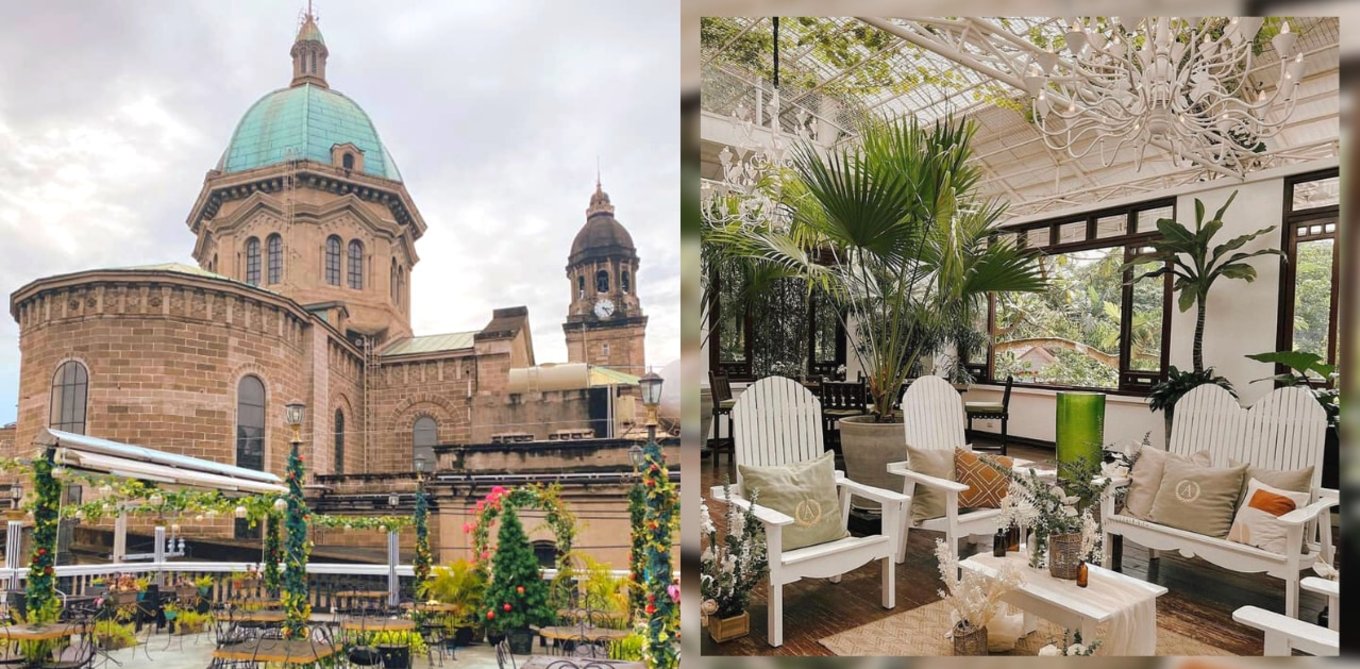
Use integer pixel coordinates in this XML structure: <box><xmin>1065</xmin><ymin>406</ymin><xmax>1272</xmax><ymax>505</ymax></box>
<box><xmin>587</xmin><ymin>172</ymin><xmax>615</xmax><ymax>218</ymax></box>
<box><xmin>290</xmin><ymin>2</ymin><xmax>329</xmax><ymax>88</ymax></box>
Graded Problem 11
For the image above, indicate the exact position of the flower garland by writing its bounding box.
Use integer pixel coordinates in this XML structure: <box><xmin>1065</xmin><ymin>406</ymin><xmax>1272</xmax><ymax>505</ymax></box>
<box><xmin>24</xmin><ymin>452</ymin><xmax>62</xmax><ymax>624</ymax></box>
<box><xmin>637</xmin><ymin>438</ymin><xmax>678</xmax><ymax>669</ymax></box>
<box><xmin>263</xmin><ymin>516</ymin><xmax>282</xmax><ymax>594</ymax></box>
<box><xmin>466</xmin><ymin>484</ymin><xmax>575</xmax><ymax>570</ymax></box>
<box><xmin>413</xmin><ymin>485</ymin><xmax>432</xmax><ymax>585</ymax></box>
<box><xmin>281</xmin><ymin>444</ymin><xmax>311</xmax><ymax>639</ymax></box>
<box><xmin>627</xmin><ymin>481</ymin><xmax>647</xmax><ymax>615</ymax></box>
<box><xmin>310</xmin><ymin>514</ymin><xmax>413</xmax><ymax>531</ymax></box>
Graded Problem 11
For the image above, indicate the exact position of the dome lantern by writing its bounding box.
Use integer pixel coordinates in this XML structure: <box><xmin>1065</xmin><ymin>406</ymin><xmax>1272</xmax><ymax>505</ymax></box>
<box><xmin>290</xmin><ymin>6</ymin><xmax>329</xmax><ymax>88</ymax></box>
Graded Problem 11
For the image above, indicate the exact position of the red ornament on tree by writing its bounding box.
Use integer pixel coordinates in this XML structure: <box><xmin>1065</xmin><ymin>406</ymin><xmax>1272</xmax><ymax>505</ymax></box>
<box><xmin>37</xmin><ymin>548</ymin><xmax>46</xmax><ymax>556</ymax></box>
<box><xmin>645</xmin><ymin>603</ymin><xmax>656</xmax><ymax>615</ymax></box>
<box><xmin>503</xmin><ymin>603</ymin><xmax>512</xmax><ymax>612</ymax></box>
<box><xmin>487</xmin><ymin>610</ymin><xmax>495</xmax><ymax>620</ymax></box>
<box><xmin>516</xmin><ymin>586</ymin><xmax>525</xmax><ymax>595</ymax></box>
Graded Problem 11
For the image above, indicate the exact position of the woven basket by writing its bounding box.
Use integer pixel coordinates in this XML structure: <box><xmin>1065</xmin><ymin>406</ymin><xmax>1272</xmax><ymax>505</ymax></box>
<box><xmin>1048</xmin><ymin>532</ymin><xmax>1083</xmax><ymax>580</ymax></box>
<box><xmin>952</xmin><ymin>623</ymin><xmax>988</xmax><ymax>656</ymax></box>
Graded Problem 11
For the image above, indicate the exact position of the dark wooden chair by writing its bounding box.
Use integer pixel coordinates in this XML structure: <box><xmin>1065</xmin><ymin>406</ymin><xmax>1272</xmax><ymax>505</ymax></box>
<box><xmin>707</xmin><ymin>371</ymin><xmax>736</xmax><ymax>472</ymax></box>
<box><xmin>817</xmin><ymin>380</ymin><xmax>868</xmax><ymax>452</ymax></box>
<box><xmin>965</xmin><ymin>375</ymin><xmax>1013</xmax><ymax>455</ymax></box>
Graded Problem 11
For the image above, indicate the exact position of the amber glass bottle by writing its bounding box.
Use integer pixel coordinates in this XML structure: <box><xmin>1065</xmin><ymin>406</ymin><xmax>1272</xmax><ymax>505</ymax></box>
<box><xmin>1077</xmin><ymin>561</ymin><xmax>1090</xmax><ymax>587</ymax></box>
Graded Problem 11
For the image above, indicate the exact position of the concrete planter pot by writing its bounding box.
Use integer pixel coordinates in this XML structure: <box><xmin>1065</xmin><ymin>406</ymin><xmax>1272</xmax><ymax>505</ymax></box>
<box><xmin>838</xmin><ymin>415</ymin><xmax>905</xmax><ymax>511</ymax></box>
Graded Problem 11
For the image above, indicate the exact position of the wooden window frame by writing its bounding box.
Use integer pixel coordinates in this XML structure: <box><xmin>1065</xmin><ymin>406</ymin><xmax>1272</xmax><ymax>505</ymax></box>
<box><xmin>1276</xmin><ymin>168</ymin><xmax>1340</xmax><ymax>385</ymax></box>
<box><xmin>981</xmin><ymin>197</ymin><xmax>1175</xmax><ymax>395</ymax></box>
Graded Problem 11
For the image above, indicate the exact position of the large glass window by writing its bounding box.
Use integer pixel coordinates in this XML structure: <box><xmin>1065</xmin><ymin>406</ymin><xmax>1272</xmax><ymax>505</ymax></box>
<box><xmin>987</xmin><ymin>199</ymin><xmax>1173</xmax><ymax>393</ymax></box>
<box><xmin>49</xmin><ymin>361</ymin><xmax>89</xmax><ymax>434</ymax></box>
<box><xmin>325</xmin><ymin>236</ymin><xmax>342</xmax><ymax>285</ymax></box>
<box><xmin>1280</xmin><ymin>171</ymin><xmax>1340</xmax><ymax>380</ymax></box>
<box><xmin>348</xmin><ymin>240</ymin><xmax>364</xmax><ymax>289</ymax></box>
<box><xmin>413</xmin><ymin>416</ymin><xmax>437</xmax><ymax>470</ymax></box>
<box><xmin>267</xmin><ymin>234</ymin><xmax>283</xmax><ymax>284</ymax></box>
<box><xmin>235</xmin><ymin>375</ymin><xmax>266</xmax><ymax>539</ymax></box>
<box><xmin>244</xmin><ymin>237</ymin><xmax>261</xmax><ymax>286</ymax></box>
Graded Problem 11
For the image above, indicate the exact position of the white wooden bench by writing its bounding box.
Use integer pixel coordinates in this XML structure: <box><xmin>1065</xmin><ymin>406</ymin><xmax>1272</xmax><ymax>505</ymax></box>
<box><xmin>1234</xmin><ymin>577</ymin><xmax>1340</xmax><ymax>657</ymax></box>
<box><xmin>711</xmin><ymin>376</ymin><xmax>905</xmax><ymax>647</ymax></box>
<box><xmin>1102</xmin><ymin>384</ymin><xmax>1337</xmax><ymax>618</ymax></box>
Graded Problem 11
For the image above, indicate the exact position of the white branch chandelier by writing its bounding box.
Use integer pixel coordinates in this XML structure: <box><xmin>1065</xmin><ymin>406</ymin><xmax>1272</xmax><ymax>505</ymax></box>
<box><xmin>1027</xmin><ymin>17</ymin><xmax>1305</xmax><ymax>178</ymax></box>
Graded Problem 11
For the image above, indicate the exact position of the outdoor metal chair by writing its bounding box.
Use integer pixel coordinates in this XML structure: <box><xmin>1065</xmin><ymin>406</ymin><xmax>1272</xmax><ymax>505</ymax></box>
<box><xmin>495</xmin><ymin>638</ymin><xmax>517</xmax><ymax>669</ymax></box>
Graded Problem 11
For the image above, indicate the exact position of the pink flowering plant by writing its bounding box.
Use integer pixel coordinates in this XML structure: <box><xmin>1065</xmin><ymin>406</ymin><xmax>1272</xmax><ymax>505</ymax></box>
<box><xmin>465</xmin><ymin>483</ymin><xmax>576</xmax><ymax>571</ymax></box>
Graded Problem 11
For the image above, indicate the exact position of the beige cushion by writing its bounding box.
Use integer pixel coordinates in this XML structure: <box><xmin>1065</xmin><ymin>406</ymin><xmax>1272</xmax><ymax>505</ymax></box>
<box><xmin>955</xmin><ymin>449</ymin><xmax>1013</xmax><ymax>508</ymax></box>
<box><xmin>738</xmin><ymin>450</ymin><xmax>848</xmax><ymax>551</ymax></box>
<box><xmin>1149</xmin><ymin>462</ymin><xmax>1248</xmax><ymax>538</ymax></box>
<box><xmin>1228</xmin><ymin>460</ymin><xmax>1313</xmax><ymax>505</ymax></box>
<box><xmin>1124</xmin><ymin>445</ymin><xmax>1212</xmax><ymax>519</ymax></box>
<box><xmin>905</xmin><ymin>445</ymin><xmax>956</xmax><ymax>523</ymax></box>
<box><xmin>1227</xmin><ymin>478</ymin><xmax>1311</xmax><ymax>555</ymax></box>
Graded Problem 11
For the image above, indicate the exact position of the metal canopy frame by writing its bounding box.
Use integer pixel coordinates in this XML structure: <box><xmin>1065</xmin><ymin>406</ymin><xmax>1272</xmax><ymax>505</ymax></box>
<box><xmin>700</xmin><ymin>16</ymin><xmax>1340</xmax><ymax>217</ymax></box>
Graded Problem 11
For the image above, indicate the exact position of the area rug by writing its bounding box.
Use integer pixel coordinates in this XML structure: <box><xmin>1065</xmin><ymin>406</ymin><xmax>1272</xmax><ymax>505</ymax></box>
<box><xmin>818</xmin><ymin>600</ymin><xmax>1236</xmax><ymax>656</ymax></box>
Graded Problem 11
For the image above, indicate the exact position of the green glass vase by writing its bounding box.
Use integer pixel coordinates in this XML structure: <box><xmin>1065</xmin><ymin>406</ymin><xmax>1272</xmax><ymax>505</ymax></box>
<box><xmin>1056</xmin><ymin>392</ymin><xmax>1105</xmax><ymax>469</ymax></box>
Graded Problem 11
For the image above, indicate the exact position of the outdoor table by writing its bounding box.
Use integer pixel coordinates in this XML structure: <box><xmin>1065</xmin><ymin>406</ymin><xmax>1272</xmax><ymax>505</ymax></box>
<box><xmin>341</xmin><ymin>617</ymin><xmax>416</xmax><ymax>632</ymax></box>
<box><xmin>232</xmin><ymin>597</ymin><xmax>283</xmax><ymax>608</ymax></box>
<box><xmin>411</xmin><ymin>602</ymin><xmax>461</xmax><ymax>614</ymax></box>
<box><xmin>226</xmin><ymin>610</ymin><xmax>288</xmax><ymax>624</ymax></box>
<box><xmin>211</xmin><ymin>638</ymin><xmax>341</xmax><ymax>664</ymax></box>
<box><xmin>518</xmin><ymin>657</ymin><xmax>644</xmax><ymax>669</ymax></box>
<box><xmin>0</xmin><ymin>622</ymin><xmax>88</xmax><ymax>641</ymax></box>
<box><xmin>536</xmin><ymin>625</ymin><xmax>632</xmax><ymax>655</ymax></box>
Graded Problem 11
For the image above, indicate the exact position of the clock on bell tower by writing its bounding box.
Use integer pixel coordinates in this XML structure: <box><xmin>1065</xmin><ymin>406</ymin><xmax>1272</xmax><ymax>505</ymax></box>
<box><xmin>563</xmin><ymin>179</ymin><xmax>647</xmax><ymax>373</ymax></box>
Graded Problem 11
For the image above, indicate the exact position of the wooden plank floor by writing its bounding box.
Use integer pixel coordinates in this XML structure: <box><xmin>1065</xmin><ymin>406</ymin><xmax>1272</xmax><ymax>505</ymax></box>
<box><xmin>698</xmin><ymin>439</ymin><xmax>1334</xmax><ymax>656</ymax></box>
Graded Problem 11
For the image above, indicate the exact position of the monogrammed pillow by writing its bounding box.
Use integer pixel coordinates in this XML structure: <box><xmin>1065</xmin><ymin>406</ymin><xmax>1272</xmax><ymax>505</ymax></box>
<box><xmin>738</xmin><ymin>450</ymin><xmax>848</xmax><ymax>551</ymax></box>
<box><xmin>1149</xmin><ymin>462</ymin><xmax>1247</xmax><ymax>538</ymax></box>
<box><xmin>1123</xmin><ymin>445</ymin><xmax>1212</xmax><ymax>519</ymax></box>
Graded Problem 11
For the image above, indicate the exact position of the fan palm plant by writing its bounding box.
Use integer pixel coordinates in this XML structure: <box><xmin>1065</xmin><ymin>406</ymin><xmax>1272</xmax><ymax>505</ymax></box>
<box><xmin>708</xmin><ymin>116</ymin><xmax>1046</xmax><ymax>420</ymax></box>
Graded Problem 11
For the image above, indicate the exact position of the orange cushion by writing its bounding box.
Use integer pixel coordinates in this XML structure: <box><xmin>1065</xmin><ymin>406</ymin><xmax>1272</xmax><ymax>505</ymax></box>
<box><xmin>955</xmin><ymin>449</ymin><xmax>1013</xmax><ymax>508</ymax></box>
<box><xmin>1247</xmin><ymin>488</ymin><xmax>1298</xmax><ymax>517</ymax></box>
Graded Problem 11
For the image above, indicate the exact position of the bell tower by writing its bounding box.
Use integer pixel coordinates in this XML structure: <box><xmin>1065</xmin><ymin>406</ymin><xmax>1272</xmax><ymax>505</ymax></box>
<box><xmin>563</xmin><ymin>180</ymin><xmax>646</xmax><ymax>374</ymax></box>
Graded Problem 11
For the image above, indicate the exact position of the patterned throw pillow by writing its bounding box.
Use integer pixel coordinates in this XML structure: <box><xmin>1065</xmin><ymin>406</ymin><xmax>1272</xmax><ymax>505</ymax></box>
<box><xmin>905</xmin><ymin>445</ymin><xmax>956</xmax><ymax>523</ymax></box>
<box><xmin>1149</xmin><ymin>462</ymin><xmax>1247</xmax><ymax>538</ymax></box>
<box><xmin>738</xmin><ymin>450</ymin><xmax>849</xmax><ymax>551</ymax></box>
<box><xmin>955</xmin><ymin>449</ymin><xmax>1013</xmax><ymax>509</ymax></box>
<box><xmin>1227</xmin><ymin>478</ymin><xmax>1311</xmax><ymax>554</ymax></box>
<box><xmin>1123</xmin><ymin>445</ymin><xmax>1212</xmax><ymax>519</ymax></box>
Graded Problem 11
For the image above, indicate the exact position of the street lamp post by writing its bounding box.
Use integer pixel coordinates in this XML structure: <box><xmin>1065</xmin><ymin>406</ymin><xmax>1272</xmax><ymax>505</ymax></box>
<box><xmin>635</xmin><ymin>370</ymin><xmax>677</xmax><ymax>669</ymax></box>
<box><xmin>281</xmin><ymin>402</ymin><xmax>310</xmax><ymax>638</ymax></box>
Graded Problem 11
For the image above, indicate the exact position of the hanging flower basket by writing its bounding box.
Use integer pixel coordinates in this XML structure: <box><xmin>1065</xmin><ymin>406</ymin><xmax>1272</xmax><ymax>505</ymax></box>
<box><xmin>951</xmin><ymin>622</ymin><xmax>988</xmax><ymax>656</ymax></box>
<box><xmin>1048</xmin><ymin>532</ymin><xmax>1083</xmax><ymax>580</ymax></box>
<box><xmin>707</xmin><ymin>610</ymin><xmax>749</xmax><ymax>643</ymax></box>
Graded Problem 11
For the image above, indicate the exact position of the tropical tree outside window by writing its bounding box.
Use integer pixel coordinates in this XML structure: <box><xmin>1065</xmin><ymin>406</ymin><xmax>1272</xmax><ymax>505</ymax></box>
<box><xmin>988</xmin><ymin>199</ymin><xmax>1173</xmax><ymax>393</ymax></box>
<box><xmin>325</xmin><ymin>236</ymin><xmax>342</xmax><ymax>285</ymax></box>
<box><xmin>49</xmin><ymin>361</ymin><xmax>89</xmax><ymax>434</ymax></box>
<box><xmin>1279</xmin><ymin>171</ymin><xmax>1340</xmax><ymax>380</ymax></box>
<box><xmin>245</xmin><ymin>237</ymin><xmax>261</xmax><ymax>286</ymax></box>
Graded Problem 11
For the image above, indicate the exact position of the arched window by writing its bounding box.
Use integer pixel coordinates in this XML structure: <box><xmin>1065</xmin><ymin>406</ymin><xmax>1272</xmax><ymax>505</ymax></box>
<box><xmin>267</xmin><ymin>234</ymin><xmax>283</xmax><ymax>284</ymax></box>
<box><xmin>342</xmin><ymin>153</ymin><xmax>354</xmax><ymax>170</ymax></box>
<box><xmin>577</xmin><ymin>275</ymin><xmax>585</xmax><ymax>298</ymax></box>
<box><xmin>50</xmin><ymin>361</ymin><xmax>89</xmax><ymax>434</ymax></box>
<box><xmin>390</xmin><ymin>259</ymin><xmax>398</xmax><ymax>302</ymax></box>
<box><xmin>325</xmin><ymin>236</ymin><xmax>342</xmax><ymax>285</ymax></box>
<box><xmin>348</xmin><ymin>240</ymin><xmax>364</xmax><ymax>289</ymax></box>
<box><xmin>532</xmin><ymin>540</ymin><xmax>559</xmax><ymax>568</ymax></box>
<box><xmin>211</xmin><ymin>253</ymin><xmax>218</xmax><ymax>273</ymax></box>
<box><xmin>235</xmin><ymin>376</ymin><xmax>265</xmax><ymax>472</ymax></box>
<box><xmin>621</xmin><ymin>270</ymin><xmax>631</xmax><ymax>294</ymax></box>
<box><xmin>333</xmin><ymin>409</ymin><xmax>345</xmax><ymax>475</ymax></box>
<box><xmin>245</xmin><ymin>237</ymin><xmax>261</xmax><ymax>285</ymax></box>
<box><xmin>595</xmin><ymin>269</ymin><xmax>609</xmax><ymax>293</ymax></box>
<box><xmin>413</xmin><ymin>416</ymin><xmax>437</xmax><ymax>470</ymax></box>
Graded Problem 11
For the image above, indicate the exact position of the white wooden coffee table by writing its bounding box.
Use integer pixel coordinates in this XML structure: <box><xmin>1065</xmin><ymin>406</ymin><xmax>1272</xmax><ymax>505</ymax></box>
<box><xmin>960</xmin><ymin>551</ymin><xmax>1167</xmax><ymax>655</ymax></box>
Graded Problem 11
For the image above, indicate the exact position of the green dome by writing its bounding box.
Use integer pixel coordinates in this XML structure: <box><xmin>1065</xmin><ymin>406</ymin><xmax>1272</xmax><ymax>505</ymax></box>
<box><xmin>218</xmin><ymin>84</ymin><xmax>402</xmax><ymax>181</ymax></box>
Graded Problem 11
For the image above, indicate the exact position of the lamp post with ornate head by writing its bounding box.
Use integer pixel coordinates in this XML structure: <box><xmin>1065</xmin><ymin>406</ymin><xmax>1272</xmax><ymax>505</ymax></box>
<box><xmin>281</xmin><ymin>402</ymin><xmax>312</xmax><ymax>638</ymax></box>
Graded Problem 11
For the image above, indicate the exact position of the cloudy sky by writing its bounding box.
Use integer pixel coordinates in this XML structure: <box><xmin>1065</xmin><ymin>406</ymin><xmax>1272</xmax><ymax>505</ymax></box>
<box><xmin>0</xmin><ymin>1</ymin><xmax>679</xmax><ymax>424</ymax></box>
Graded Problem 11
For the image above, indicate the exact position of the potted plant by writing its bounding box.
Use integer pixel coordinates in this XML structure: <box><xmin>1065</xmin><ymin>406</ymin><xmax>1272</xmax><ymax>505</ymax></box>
<box><xmin>992</xmin><ymin>458</ymin><xmax>1110</xmax><ymax>576</ymax></box>
<box><xmin>1038</xmin><ymin>630</ymin><xmax>1101</xmax><ymax>656</ymax></box>
<box><xmin>92</xmin><ymin>619</ymin><xmax>137</xmax><ymax>650</ymax></box>
<box><xmin>699</xmin><ymin>487</ymin><xmax>768</xmax><ymax>642</ymax></box>
<box><xmin>483</xmin><ymin>506</ymin><xmax>552</xmax><ymax>654</ymax></box>
<box><xmin>935</xmin><ymin>538</ymin><xmax>1023</xmax><ymax>655</ymax></box>
<box><xmin>1246</xmin><ymin>350</ymin><xmax>1340</xmax><ymax>487</ymax></box>
<box><xmin>706</xmin><ymin>116</ymin><xmax>1045</xmax><ymax>495</ymax></box>
<box><xmin>418</xmin><ymin>559</ymin><xmax>487</xmax><ymax>646</ymax></box>
<box><xmin>1125</xmin><ymin>191</ymin><xmax>1283</xmax><ymax>437</ymax></box>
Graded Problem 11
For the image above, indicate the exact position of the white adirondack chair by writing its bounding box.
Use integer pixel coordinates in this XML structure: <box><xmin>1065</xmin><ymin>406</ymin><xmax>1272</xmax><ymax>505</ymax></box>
<box><xmin>1234</xmin><ymin>577</ymin><xmax>1340</xmax><ymax>656</ymax></box>
<box><xmin>711</xmin><ymin>376</ymin><xmax>905</xmax><ymax>648</ymax></box>
<box><xmin>886</xmin><ymin>375</ymin><xmax>1008</xmax><ymax>563</ymax></box>
<box><xmin>1102</xmin><ymin>384</ymin><xmax>1337</xmax><ymax>618</ymax></box>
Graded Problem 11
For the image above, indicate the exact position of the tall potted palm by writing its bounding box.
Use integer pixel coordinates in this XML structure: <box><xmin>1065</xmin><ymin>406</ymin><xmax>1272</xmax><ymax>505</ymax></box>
<box><xmin>708</xmin><ymin>116</ymin><xmax>1045</xmax><ymax>495</ymax></box>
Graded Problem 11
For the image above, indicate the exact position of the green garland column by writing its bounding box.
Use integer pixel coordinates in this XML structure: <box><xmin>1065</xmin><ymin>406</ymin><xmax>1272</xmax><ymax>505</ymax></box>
<box><xmin>413</xmin><ymin>484</ymin><xmax>432</xmax><ymax>587</ymax></box>
<box><xmin>639</xmin><ymin>435</ymin><xmax>678</xmax><ymax>669</ymax></box>
<box><xmin>24</xmin><ymin>451</ymin><xmax>61</xmax><ymax>624</ymax></box>
<box><xmin>627</xmin><ymin>481</ymin><xmax>646</xmax><ymax>616</ymax></box>
<box><xmin>263</xmin><ymin>514</ymin><xmax>282</xmax><ymax>595</ymax></box>
<box><xmin>282</xmin><ymin>441</ymin><xmax>312</xmax><ymax>638</ymax></box>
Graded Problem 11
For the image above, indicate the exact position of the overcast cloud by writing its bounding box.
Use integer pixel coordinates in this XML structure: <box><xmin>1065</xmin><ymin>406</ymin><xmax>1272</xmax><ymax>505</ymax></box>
<box><xmin>0</xmin><ymin>1</ymin><xmax>680</xmax><ymax>424</ymax></box>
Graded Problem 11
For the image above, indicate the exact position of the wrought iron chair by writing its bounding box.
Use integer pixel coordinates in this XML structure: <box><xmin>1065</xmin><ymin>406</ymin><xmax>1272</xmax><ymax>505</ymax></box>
<box><xmin>495</xmin><ymin>637</ymin><xmax>517</xmax><ymax>669</ymax></box>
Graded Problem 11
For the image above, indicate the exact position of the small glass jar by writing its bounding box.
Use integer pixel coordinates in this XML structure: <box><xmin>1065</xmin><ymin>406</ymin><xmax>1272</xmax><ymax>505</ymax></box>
<box><xmin>1077</xmin><ymin>561</ymin><xmax>1090</xmax><ymax>588</ymax></box>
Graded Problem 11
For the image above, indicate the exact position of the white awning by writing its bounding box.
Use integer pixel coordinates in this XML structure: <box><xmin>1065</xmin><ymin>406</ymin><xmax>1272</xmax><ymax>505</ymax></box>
<box><xmin>37</xmin><ymin>428</ymin><xmax>286</xmax><ymax>494</ymax></box>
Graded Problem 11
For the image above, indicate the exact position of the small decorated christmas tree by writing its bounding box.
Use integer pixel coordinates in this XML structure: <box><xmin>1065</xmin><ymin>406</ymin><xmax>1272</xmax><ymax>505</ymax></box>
<box><xmin>484</xmin><ymin>506</ymin><xmax>551</xmax><ymax>641</ymax></box>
